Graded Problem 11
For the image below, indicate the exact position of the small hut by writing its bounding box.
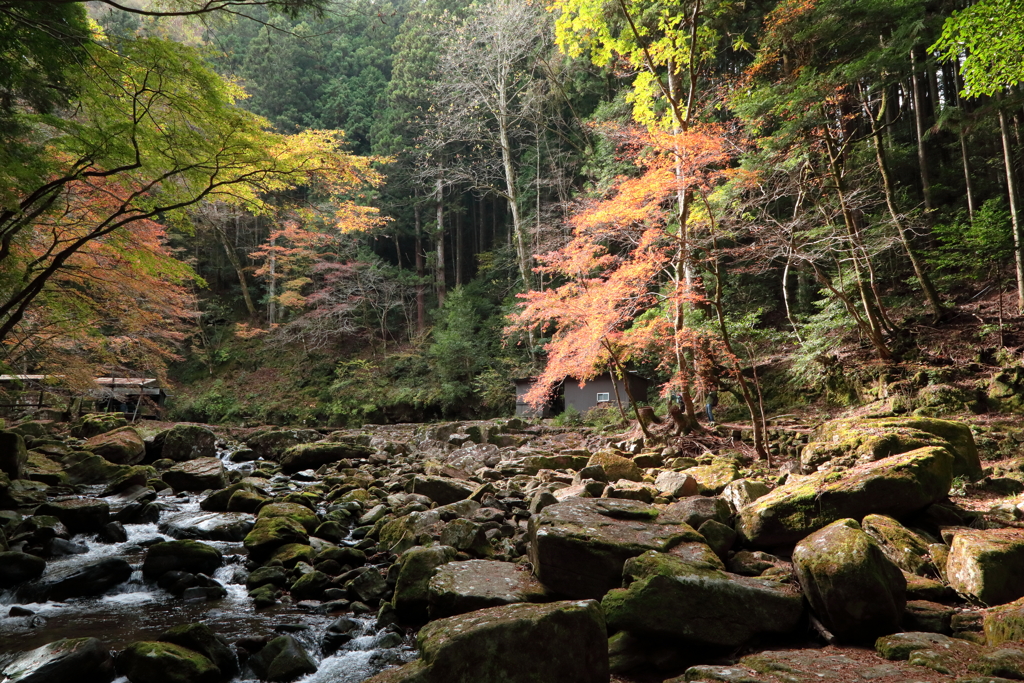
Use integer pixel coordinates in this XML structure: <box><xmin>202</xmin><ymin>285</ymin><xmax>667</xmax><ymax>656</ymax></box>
<box><xmin>514</xmin><ymin>378</ymin><xmax>556</xmax><ymax>418</ymax></box>
<box><xmin>563</xmin><ymin>372</ymin><xmax>649</xmax><ymax>414</ymax></box>
<box><xmin>91</xmin><ymin>377</ymin><xmax>168</xmax><ymax>418</ymax></box>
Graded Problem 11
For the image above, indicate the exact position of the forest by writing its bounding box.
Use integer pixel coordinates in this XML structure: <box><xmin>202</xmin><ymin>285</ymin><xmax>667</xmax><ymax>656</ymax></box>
<box><xmin>2</xmin><ymin>0</ymin><xmax>1024</xmax><ymax>435</ymax></box>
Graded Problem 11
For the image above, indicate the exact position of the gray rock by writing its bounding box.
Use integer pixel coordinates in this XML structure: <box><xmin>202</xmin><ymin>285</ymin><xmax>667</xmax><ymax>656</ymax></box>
<box><xmin>0</xmin><ymin>551</ymin><xmax>45</xmax><ymax>588</ymax></box>
<box><xmin>161</xmin><ymin>424</ymin><xmax>217</xmax><ymax>462</ymax></box>
<box><xmin>161</xmin><ymin>458</ymin><xmax>226</xmax><ymax>493</ymax></box>
<box><xmin>394</xmin><ymin>545</ymin><xmax>458</xmax><ymax>622</ymax></box>
<box><xmin>428</xmin><ymin>560</ymin><xmax>548</xmax><ymax>619</ymax></box>
<box><xmin>412</xmin><ymin>475</ymin><xmax>475</xmax><ymax>505</ymax></box>
<box><xmin>659</xmin><ymin>496</ymin><xmax>732</xmax><ymax>529</ymax></box>
<box><xmin>17</xmin><ymin>557</ymin><xmax>132</xmax><ymax>602</ymax></box>
<box><xmin>159</xmin><ymin>511</ymin><xmax>254</xmax><ymax>543</ymax></box>
<box><xmin>0</xmin><ymin>637</ymin><xmax>115</xmax><ymax>683</ymax></box>
<box><xmin>654</xmin><ymin>471</ymin><xmax>698</xmax><ymax>498</ymax></box>
<box><xmin>248</xmin><ymin>635</ymin><xmax>317</xmax><ymax>682</ymax></box>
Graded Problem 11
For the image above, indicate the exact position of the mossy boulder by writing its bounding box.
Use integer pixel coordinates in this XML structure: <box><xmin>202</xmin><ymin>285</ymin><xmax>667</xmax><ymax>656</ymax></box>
<box><xmin>528</xmin><ymin>498</ymin><xmax>705</xmax><ymax>599</ymax></box>
<box><xmin>289</xmin><ymin>570</ymin><xmax>330</xmax><ymax>601</ymax></box>
<box><xmin>84</xmin><ymin>427</ymin><xmax>145</xmax><ymax>465</ymax></box>
<box><xmin>861</xmin><ymin>514</ymin><xmax>938</xmax><ymax>577</ymax></box>
<box><xmin>23</xmin><ymin>452</ymin><xmax>67</xmax><ymax>486</ymax></box>
<box><xmin>982</xmin><ymin>598</ymin><xmax>1024</xmax><ymax>646</ymax></box>
<box><xmin>157</xmin><ymin>623</ymin><xmax>238</xmax><ymax>678</ymax></box>
<box><xmin>412</xmin><ymin>475</ymin><xmax>475</xmax><ymax>505</ymax></box>
<box><xmin>161</xmin><ymin>458</ymin><xmax>226</xmax><ymax>493</ymax></box>
<box><xmin>70</xmin><ymin>414</ymin><xmax>127</xmax><ymax>439</ymax></box>
<box><xmin>793</xmin><ymin>519</ymin><xmax>906</xmax><ymax>642</ymax></box>
<box><xmin>0</xmin><ymin>429</ymin><xmax>27</xmax><ymax>479</ymax></box>
<box><xmin>257</xmin><ymin>502</ymin><xmax>319</xmax><ymax>534</ymax></box>
<box><xmin>947</xmin><ymin>529</ymin><xmax>1024</xmax><ymax>606</ymax></box>
<box><xmin>101</xmin><ymin>465</ymin><xmax>156</xmax><ymax>496</ymax></box>
<box><xmin>0</xmin><ymin>636</ymin><xmax>115</xmax><ymax>683</ymax></box>
<box><xmin>243</xmin><ymin>517</ymin><xmax>308</xmax><ymax>562</ymax></box>
<box><xmin>586</xmin><ymin>451</ymin><xmax>641</xmax><ymax>482</ymax></box>
<box><xmin>142</xmin><ymin>540</ymin><xmax>223</xmax><ymax>579</ymax></box>
<box><xmin>35</xmin><ymin>498</ymin><xmax>109</xmax><ymax>534</ymax></box>
<box><xmin>61</xmin><ymin>451</ymin><xmax>124</xmax><ymax>486</ymax></box>
<box><xmin>602</xmin><ymin>550</ymin><xmax>804</xmax><ymax>647</ymax></box>
<box><xmin>117</xmin><ymin>641</ymin><xmax>221</xmax><ymax>683</ymax></box>
<box><xmin>428</xmin><ymin>559</ymin><xmax>548</xmax><ymax>619</ymax></box>
<box><xmin>279</xmin><ymin>440</ymin><xmax>372</xmax><ymax>473</ymax></box>
<box><xmin>269</xmin><ymin>543</ymin><xmax>315</xmax><ymax>568</ymax></box>
<box><xmin>0</xmin><ymin>551</ymin><xmax>45</xmax><ymax>587</ymax></box>
<box><xmin>247</xmin><ymin>635</ymin><xmax>317</xmax><ymax>682</ymax></box>
<box><xmin>802</xmin><ymin>416</ymin><xmax>981</xmax><ymax>480</ymax></box>
<box><xmin>682</xmin><ymin>462</ymin><xmax>741</xmax><ymax>495</ymax></box>
<box><xmin>245</xmin><ymin>428</ymin><xmax>322</xmax><ymax>460</ymax></box>
<box><xmin>520</xmin><ymin>454</ymin><xmax>590</xmax><ymax>475</ymax></box>
<box><xmin>394</xmin><ymin>545</ymin><xmax>458</xmax><ymax>622</ymax></box>
<box><xmin>736</xmin><ymin>446</ymin><xmax>954</xmax><ymax>548</ymax></box>
<box><xmin>160</xmin><ymin>424</ymin><xmax>217</xmax><ymax>462</ymax></box>
<box><xmin>367</xmin><ymin>600</ymin><xmax>608</xmax><ymax>683</ymax></box>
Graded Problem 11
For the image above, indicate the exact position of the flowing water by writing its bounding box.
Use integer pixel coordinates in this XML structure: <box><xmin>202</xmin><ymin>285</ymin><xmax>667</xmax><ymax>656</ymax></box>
<box><xmin>0</xmin><ymin>444</ymin><xmax>417</xmax><ymax>682</ymax></box>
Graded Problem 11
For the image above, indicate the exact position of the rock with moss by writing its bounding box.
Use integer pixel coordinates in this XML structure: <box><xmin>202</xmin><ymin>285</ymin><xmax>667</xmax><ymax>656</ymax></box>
<box><xmin>70</xmin><ymin>414</ymin><xmax>127</xmax><ymax>439</ymax></box>
<box><xmin>379</xmin><ymin>509</ymin><xmax>447</xmax><ymax>556</ymax></box>
<box><xmin>245</xmin><ymin>428</ymin><xmax>322</xmax><ymax>460</ymax></box>
<box><xmin>981</xmin><ymin>598</ymin><xmax>1024</xmax><ymax>646</ymax></box>
<box><xmin>861</xmin><ymin>514</ymin><xmax>938</xmax><ymax>577</ymax></box>
<box><xmin>802</xmin><ymin>416</ymin><xmax>981</xmax><ymax>480</ymax></box>
<box><xmin>793</xmin><ymin>519</ymin><xmax>906</xmax><ymax>642</ymax></box>
<box><xmin>248</xmin><ymin>635</ymin><xmax>317</xmax><ymax>682</ymax></box>
<box><xmin>659</xmin><ymin>496</ymin><xmax>732</xmax><ymax>529</ymax></box>
<box><xmin>157</xmin><ymin>624</ymin><xmax>237</xmax><ymax>678</ymax></box>
<box><xmin>161</xmin><ymin>458</ymin><xmax>226</xmax><ymax>493</ymax></box>
<box><xmin>586</xmin><ymin>451</ymin><xmax>641</xmax><ymax>482</ymax></box>
<box><xmin>682</xmin><ymin>462</ymin><xmax>741</xmax><ymax>495</ymax></box>
<box><xmin>36</xmin><ymin>498</ymin><xmax>109</xmax><ymax>534</ymax></box>
<box><xmin>875</xmin><ymin>631</ymin><xmax>969</xmax><ymax>660</ymax></box>
<box><xmin>394</xmin><ymin>545</ymin><xmax>458</xmax><ymax>622</ymax></box>
<box><xmin>279</xmin><ymin>440</ymin><xmax>372</xmax><ymax>473</ymax></box>
<box><xmin>117</xmin><ymin>641</ymin><xmax>221</xmax><ymax>683</ymax></box>
<box><xmin>428</xmin><ymin>559</ymin><xmax>549</xmax><ymax>619</ymax></box>
<box><xmin>0</xmin><ymin>551</ymin><xmax>45</xmax><ymax>587</ymax></box>
<box><xmin>528</xmin><ymin>498</ymin><xmax>705</xmax><ymax>599</ymax></box>
<box><xmin>243</xmin><ymin>517</ymin><xmax>309</xmax><ymax>562</ymax></box>
<box><xmin>602</xmin><ymin>550</ymin><xmax>803</xmax><ymax>648</ymax></box>
<box><xmin>290</xmin><ymin>570</ymin><xmax>331</xmax><ymax>601</ymax></box>
<box><xmin>520</xmin><ymin>455</ymin><xmax>589</xmax><ymax>475</ymax></box>
<box><xmin>159</xmin><ymin>511</ymin><xmax>254</xmax><ymax>543</ymax></box>
<box><xmin>142</xmin><ymin>540</ymin><xmax>223</xmax><ymax>579</ymax></box>
<box><xmin>23</xmin><ymin>451</ymin><xmax>67</xmax><ymax>486</ymax></box>
<box><xmin>366</xmin><ymin>600</ymin><xmax>608</xmax><ymax>683</ymax></box>
<box><xmin>101</xmin><ymin>465</ymin><xmax>156</xmax><ymax>496</ymax></box>
<box><xmin>200</xmin><ymin>482</ymin><xmax>260</xmax><ymax>512</ymax></box>
<box><xmin>411</xmin><ymin>475</ymin><xmax>475</xmax><ymax>505</ymax></box>
<box><xmin>0</xmin><ymin>430</ymin><xmax>28</xmax><ymax>479</ymax></box>
<box><xmin>737</xmin><ymin>446</ymin><xmax>954</xmax><ymax>548</ymax></box>
<box><xmin>83</xmin><ymin>427</ymin><xmax>145</xmax><ymax>466</ymax></box>
<box><xmin>0</xmin><ymin>636</ymin><xmax>115</xmax><ymax>683</ymax></box>
<box><xmin>159</xmin><ymin>424</ymin><xmax>217</xmax><ymax>462</ymax></box>
<box><xmin>257</xmin><ymin>502</ymin><xmax>319</xmax><ymax>534</ymax></box>
<box><xmin>947</xmin><ymin>529</ymin><xmax>1024</xmax><ymax>606</ymax></box>
<box><xmin>61</xmin><ymin>451</ymin><xmax>124</xmax><ymax>486</ymax></box>
<box><xmin>269</xmin><ymin>543</ymin><xmax>315</xmax><ymax>568</ymax></box>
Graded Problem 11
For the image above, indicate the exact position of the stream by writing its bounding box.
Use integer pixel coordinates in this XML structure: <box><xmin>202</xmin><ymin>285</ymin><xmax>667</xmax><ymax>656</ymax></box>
<box><xmin>0</xmin><ymin>443</ymin><xmax>417</xmax><ymax>682</ymax></box>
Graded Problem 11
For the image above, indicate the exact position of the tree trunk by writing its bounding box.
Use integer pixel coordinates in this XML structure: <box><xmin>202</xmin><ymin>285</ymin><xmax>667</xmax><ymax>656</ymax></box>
<box><xmin>213</xmin><ymin>216</ymin><xmax>257</xmax><ymax>320</ymax></box>
<box><xmin>999</xmin><ymin>100</ymin><xmax>1024</xmax><ymax>313</ymax></box>
<box><xmin>910</xmin><ymin>48</ymin><xmax>935</xmax><ymax>213</ymax></box>
<box><xmin>414</xmin><ymin>201</ymin><xmax>425</xmax><ymax>335</ymax></box>
<box><xmin>436</xmin><ymin>177</ymin><xmax>447</xmax><ymax>308</ymax></box>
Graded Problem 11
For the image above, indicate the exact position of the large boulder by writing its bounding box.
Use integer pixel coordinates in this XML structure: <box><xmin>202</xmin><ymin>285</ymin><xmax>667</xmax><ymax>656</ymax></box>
<box><xmin>682</xmin><ymin>461</ymin><xmax>742</xmax><ymax>495</ymax></box>
<box><xmin>861</xmin><ymin>514</ymin><xmax>938</xmax><ymax>577</ymax></box>
<box><xmin>801</xmin><ymin>416</ymin><xmax>982</xmax><ymax>480</ymax></box>
<box><xmin>587</xmin><ymin>451</ymin><xmax>641</xmax><ymax>482</ymax></box>
<box><xmin>247</xmin><ymin>635</ymin><xmax>317</xmax><ymax>682</ymax></box>
<box><xmin>0</xmin><ymin>430</ymin><xmax>28</xmax><ymax>479</ymax></box>
<box><xmin>394</xmin><ymin>545</ymin><xmax>459</xmax><ymax>622</ymax></box>
<box><xmin>364</xmin><ymin>600</ymin><xmax>608</xmax><ymax>683</ymax></box>
<box><xmin>70</xmin><ymin>414</ymin><xmax>127</xmax><ymax>439</ymax></box>
<box><xmin>528</xmin><ymin>498</ymin><xmax>705</xmax><ymax>599</ymax></box>
<box><xmin>83</xmin><ymin>427</ymin><xmax>145</xmax><ymax>466</ymax></box>
<box><xmin>157</xmin><ymin>623</ymin><xmax>238</xmax><ymax>679</ymax></box>
<box><xmin>0</xmin><ymin>551</ymin><xmax>45</xmax><ymax>587</ymax></box>
<box><xmin>243</xmin><ymin>517</ymin><xmax>308</xmax><ymax>562</ymax></box>
<box><xmin>161</xmin><ymin>458</ymin><xmax>226</xmax><ymax>493</ymax></box>
<box><xmin>159</xmin><ymin>511</ymin><xmax>254</xmax><ymax>543</ymax></box>
<box><xmin>257</xmin><ymin>502</ymin><xmax>319</xmax><ymax>534</ymax></box>
<box><xmin>61</xmin><ymin>452</ymin><xmax>124</xmax><ymax>486</ymax></box>
<box><xmin>793</xmin><ymin>519</ymin><xmax>906</xmax><ymax>642</ymax></box>
<box><xmin>160</xmin><ymin>424</ymin><xmax>217</xmax><ymax>462</ymax></box>
<box><xmin>947</xmin><ymin>528</ymin><xmax>1024</xmax><ymax>606</ymax></box>
<box><xmin>279</xmin><ymin>440</ymin><xmax>372</xmax><ymax>473</ymax></box>
<box><xmin>736</xmin><ymin>446</ymin><xmax>954</xmax><ymax>548</ymax></box>
<box><xmin>142</xmin><ymin>540</ymin><xmax>223</xmax><ymax>579</ymax></box>
<box><xmin>602</xmin><ymin>550</ymin><xmax>804</xmax><ymax>647</ymax></box>
<box><xmin>428</xmin><ymin>560</ymin><xmax>549</xmax><ymax>619</ymax></box>
<box><xmin>245</xmin><ymin>428</ymin><xmax>322</xmax><ymax>460</ymax></box>
<box><xmin>17</xmin><ymin>557</ymin><xmax>132</xmax><ymax>603</ymax></box>
<box><xmin>117</xmin><ymin>641</ymin><xmax>221</xmax><ymax>683</ymax></box>
<box><xmin>0</xmin><ymin>637</ymin><xmax>115</xmax><ymax>683</ymax></box>
<box><xmin>35</xmin><ymin>498</ymin><xmax>110</xmax><ymax>534</ymax></box>
<box><xmin>412</xmin><ymin>475</ymin><xmax>475</xmax><ymax>505</ymax></box>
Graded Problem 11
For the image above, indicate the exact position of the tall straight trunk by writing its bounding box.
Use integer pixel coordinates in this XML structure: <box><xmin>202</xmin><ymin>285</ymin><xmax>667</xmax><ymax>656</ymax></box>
<box><xmin>999</xmin><ymin>99</ymin><xmax>1024</xmax><ymax>313</ymax></box>
<box><xmin>436</xmin><ymin>177</ymin><xmax>446</xmax><ymax>308</ymax></box>
<box><xmin>414</xmin><ymin>201</ymin><xmax>425</xmax><ymax>335</ymax></box>
<box><xmin>455</xmin><ymin>202</ymin><xmax>463</xmax><ymax>287</ymax></box>
<box><xmin>864</xmin><ymin>89</ymin><xmax>946</xmax><ymax>320</ymax></box>
<box><xmin>910</xmin><ymin>49</ymin><xmax>935</xmax><ymax>213</ymax></box>
<box><xmin>960</xmin><ymin>131</ymin><xmax>977</xmax><ymax>219</ymax></box>
<box><xmin>267</xmin><ymin>233</ymin><xmax>276</xmax><ymax>326</ymax></box>
<box><xmin>214</xmin><ymin>220</ymin><xmax>257</xmax><ymax>320</ymax></box>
